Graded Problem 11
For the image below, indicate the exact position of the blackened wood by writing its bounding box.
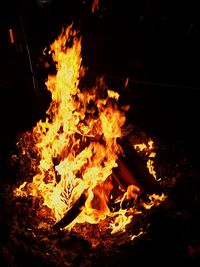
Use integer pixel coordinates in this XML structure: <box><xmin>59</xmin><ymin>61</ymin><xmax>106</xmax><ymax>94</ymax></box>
<box><xmin>114</xmin><ymin>158</ymin><xmax>141</xmax><ymax>189</ymax></box>
<box><xmin>118</xmin><ymin>136</ymin><xmax>161</xmax><ymax>194</ymax></box>
<box><xmin>53</xmin><ymin>193</ymin><xmax>86</xmax><ymax>229</ymax></box>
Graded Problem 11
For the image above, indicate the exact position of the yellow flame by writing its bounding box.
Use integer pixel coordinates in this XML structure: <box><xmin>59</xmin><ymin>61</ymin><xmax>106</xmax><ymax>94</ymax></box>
<box><xmin>134</xmin><ymin>143</ymin><xmax>147</xmax><ymax>152</ymax></box>
<box><xmin>110</xmin><ymin>210</ymin><xmax>133</xmax><ymax>234</ymax></box>
<box><xmin>142</xmin><ymin>193</ymin><xmax>167</xmax><ymax>210</ymax></box>
<box><xmin>134</xmin><ymin>140</ymin><xmax>158</xmax><ymax>180</ymax></box>
<box><xmin>14</xmin><ymin>25</ymin><xmax>166</xmax><ymax>236</ymax></box>
<box><xmin>130</xmin><ymin>231</ymin><xmax>144</xmax><ymax>241</ymax></box>
<box><xmin>14</xmin><ymin>25</ymin><xmax>127</xmax><ymax>230</ymax></box>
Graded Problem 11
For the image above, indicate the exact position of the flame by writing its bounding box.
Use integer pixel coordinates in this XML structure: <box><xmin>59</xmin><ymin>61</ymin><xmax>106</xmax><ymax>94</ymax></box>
<box><xmin>110</xmin><ymin>209</ymin><xmax>133</xmax><ymax>234</ymax></box>
<box><xmin>130</xmin><ymin>231</ymin><xmax>144</xmax><ymax>241</ymax></box>
<box><xmin>14</xmin><ymin>25</ymin><xmax>129</xmax><ymax>231</ymax></box>
<box><xmin>142</xmin><ymin>193</ymin><xmax>167</xmax><ymax>210</ymax></box>
<box><xmin>14</xmin><ymin>25</ymin><xmax>166</xmax><ymax>236</ymax></box>
<box><xmin>134</xmin><ymin>140</ymin><xmax>158</xmax><ymax>180</ymax></box>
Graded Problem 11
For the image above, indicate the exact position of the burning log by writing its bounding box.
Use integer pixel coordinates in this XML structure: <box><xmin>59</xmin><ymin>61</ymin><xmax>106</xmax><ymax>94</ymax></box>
<box><xmin>111</xmin><ymin>135</ymin><xmax>161</xmax><ymax>195</ymax></box>
<box><xmin>109</xmin><ymin>136</ymin><xmax>162</xmax><ymax>211</ymax></box>
<box><xmin>118</xmin><ymin>136</ymin><xmax>161</xmax><ymax>194</ymax></box>
<box><xmin>54</xmin><ymin>137</ymin><xmax>161</xmax><ymax>229</ymax></box>
<box><xmin>53</xmin><ymin>193</ymin><xmax>86</xmax><ymax>229</ymax></box>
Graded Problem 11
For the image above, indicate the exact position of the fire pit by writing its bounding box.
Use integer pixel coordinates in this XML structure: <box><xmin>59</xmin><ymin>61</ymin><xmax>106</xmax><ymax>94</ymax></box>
<box><xmin>0</xmin><ymin>24</ymin><xmax>200</xmax><ymax>267</ymax></box>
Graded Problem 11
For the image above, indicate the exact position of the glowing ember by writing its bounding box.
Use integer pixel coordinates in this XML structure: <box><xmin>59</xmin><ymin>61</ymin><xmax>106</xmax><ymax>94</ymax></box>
<box><xmin>14</xmin><ymin>25</ymin><xmax>165</xmax><ymax>235</ymax></box>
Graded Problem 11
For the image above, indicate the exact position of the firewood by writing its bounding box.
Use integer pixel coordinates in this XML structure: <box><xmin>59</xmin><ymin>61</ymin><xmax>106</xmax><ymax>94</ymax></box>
<box><xmin>115</xmin><ymin>158</ymin><xmax>141</xmax><ymax>189</ymax></box>
<box><xmin>118</xmin><ymin>136</ymin><xmax>161</xmax><ymax>194</ymax></box>
<box><xmin>53</xmin><ymin>193</ymin><xmax>86</xmax><ymax>229</ymax></box>
<box><xmin>54</xmin><ymin>136</ymin><xmax>161</xmax><ymax>229</ymax></box>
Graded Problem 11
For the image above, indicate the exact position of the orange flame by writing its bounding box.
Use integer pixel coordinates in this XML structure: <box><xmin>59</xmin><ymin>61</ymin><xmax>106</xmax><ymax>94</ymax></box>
<box><xmin>14</xmin><ymin>25</ymin><xmax>166</xmax><ymax>235</ymax></box>
<box><xmin>142</xmin><ymin>193</ymin><xmax>167</xmax><ymax>210</ymax></box>
<box><xmin>14</xmin><ymin>25</ymin><xmax>129</xmax><ymax>231</ymax></box>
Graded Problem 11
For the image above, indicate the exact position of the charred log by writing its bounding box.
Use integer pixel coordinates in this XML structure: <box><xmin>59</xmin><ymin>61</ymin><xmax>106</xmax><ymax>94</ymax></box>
<box><xmin>53</xmin><ymin>193</ymin><xmax>86</xmax><ymax>229</ymax></box>
<box><xmin>118</xmin><ymin>136</ymin><xmax>161</xmax><ymax>194</ymax></box>
<box><xmin>113</xmin><ymin>158</ymin><xmax>141</xmax><ymax>190</ymax></box>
